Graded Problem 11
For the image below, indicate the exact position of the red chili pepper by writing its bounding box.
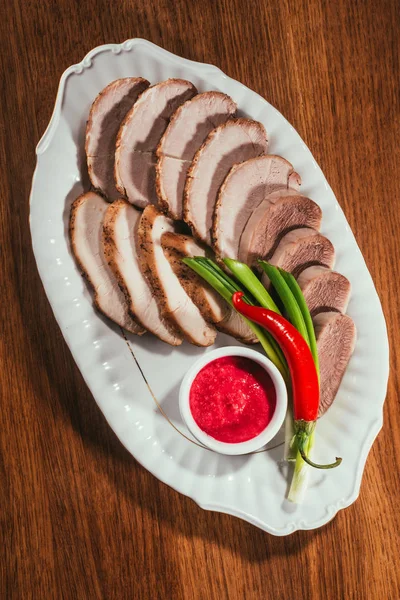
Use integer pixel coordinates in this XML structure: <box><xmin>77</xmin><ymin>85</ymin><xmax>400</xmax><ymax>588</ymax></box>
<box><xmin>233</xmin><ymin>292</ymin><xmax>342</xmax><ymax>469</ymax></box>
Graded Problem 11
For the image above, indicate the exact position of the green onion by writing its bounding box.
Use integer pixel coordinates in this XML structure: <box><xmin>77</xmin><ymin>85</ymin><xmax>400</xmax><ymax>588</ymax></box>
<box><xmin>258</xmin><ymin>266</ymin><xmax>320</xmax><ymax>503</ymax></box>
<box><xmin>183</xmin><ymin>257</ymin><xmax>248</xmax><ymax>304</ymax></box>
<box><xmin>183</xmin><ymin>257</ymin><xmax>288</xmax><ymax>380</ymax></box>
<box><xmin>218</xmin><ymin>258</ymin><xmax>287</xmax><ymax>371</ymax></box>
<box><xmin>223</xmin><ymin>258</ymin><xmax>281</xmax><ymax>313</ymax></box>
<box><xmin>258</xmin><ymin>261</ymin><xmax>310</xmax><ymax>347</ymax></box>
<box><xmin>278</xmin><ymin>269</ymin><xmax>319</xmax><ymax>376</ymax></box>
<box><xmin>284</xmin><ymin>407</ymin><xmax>297</xmax><ymax>462</ymax></box>
<box><xmin>287</xmin><ymin>430</ymin><xmax>315</xmax><ymax>503</ymax></box>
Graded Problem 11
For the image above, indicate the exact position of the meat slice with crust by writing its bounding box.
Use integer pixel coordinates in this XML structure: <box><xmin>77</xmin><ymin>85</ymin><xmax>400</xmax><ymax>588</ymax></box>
<box><xmin>155</xmin><ymin>92</ymin><xmax>237</xmax><ymax>219</ymax></box>
<box><xmin>160</xmin><ymin>232</ymin><xmax>257</xmax><ymax>344</ymax></box>
<box><xmin>85</xmin><ymin>78</ymin><xmax>150</xmax><ymax>200</ymax></box>
<box><xmin>160</xmin><ymin>232</ymin><xmax>228</xmax><ymax>324</ymax></box>
<box><xmin>184</xmin><ymin>118</ymin><xmax>268</xmax><ymax>245</ymax></box>
<box><xmin>138</xmin><ymin>206</ymin><xmax>216</xmax><ymax>347</ymax></box>
<box><xmin>69</xmin><ymin>192</ymin><xmax>145</xmax><ymax>335</ymax></box>
<box><xmin>115</xmin><ymin>79</ymin><xmax>197</xmax><ymax>208</ymax></box>
<box><xmin>102</xmin><ymin>200</ymin><xmax>182</xmax><ymax>345</ymax></box>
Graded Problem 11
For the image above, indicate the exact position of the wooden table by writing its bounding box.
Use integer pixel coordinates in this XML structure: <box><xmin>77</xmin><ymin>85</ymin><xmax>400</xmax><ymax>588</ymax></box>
<box><xmin>1</xmin><ymin>1</ymin><xmax>399</xmax><ymax>598</ymax></box>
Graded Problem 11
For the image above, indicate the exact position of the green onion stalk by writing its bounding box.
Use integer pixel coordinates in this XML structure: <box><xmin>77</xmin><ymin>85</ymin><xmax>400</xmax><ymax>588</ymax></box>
<box><xmin>278</xmin><ymin>268</ymin><xmax>319</xmax><ymax>376</ymax></box>
<box><xmin>259</xmin><ymin>261</ymin><xmax>320</xmax><ymax>503</ymax></box>
<box><xmin>278</xmin><ymin>270</ymin><xmax>320</xmax><ymax>503</ymax></box>
<box><xmin>183</xmin><ymin>257</ymin><xmax>288</xmax><ymax>381</ymax></box>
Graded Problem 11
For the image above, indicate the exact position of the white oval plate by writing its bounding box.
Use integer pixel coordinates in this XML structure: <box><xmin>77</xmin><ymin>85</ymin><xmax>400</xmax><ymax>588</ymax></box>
<box><xmin>30</xmin><ymin>39</ymin><xmax>389</xmax><ymax>536</ymax></box>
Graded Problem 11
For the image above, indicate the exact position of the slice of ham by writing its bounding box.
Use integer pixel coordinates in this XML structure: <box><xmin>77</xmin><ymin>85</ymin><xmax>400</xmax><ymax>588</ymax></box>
<box><xmin>262</xmin><ymin>228</ymin><xmax>336</xmax><ymax>287</ymax></box>
<box><xmin>69</xmin><ymin>192</ymin><xmax>144</xmax><ymax>335</ymax></box>
<box><xmin>102</xmin><ymin>200</ymin><xmax>181</xmax><ymax>345</ymax></box>
<box><xmin>297</xmin><ymin>266</ymin><xmax>351</xmax><ymax>316</ymax></box>
<box><xmin>138</xmin><ymin>206</ymin><xmax>216</xmax><ymax>347</ymax></box>
<box><xmin>184</xmin><ymin>118</ymin><xmax>268</xmax><ymax>245</ymax></box>
<box><xmin>314</xmin><ymin>312</ymin><xmax>356</xmax><ymax>416</ymax></box>
<box><xmin>237</xmin><ymin>189</ymin><xmax>321</xmax><ymax>265</ymax></box>
<box><xmin>85</xmin><ymin>78</ymin><xmax>150</xmax><ymax>201</ymax></box>
<box><xmin>160</xmin><ymin>232</ymin><xmax>257</xmax><ymax>344</ymax></box>
<box><xmin>155</xmin><ymin>92</ymin><xmax>237</xmax><ymax>219</ymax></box>
<box><xmin>213</xmin><ymin>157</ymin><xmax>302</xmax><ymax>261</ymax></box>
<box><xmin>115</xmin><ymin>79</ymin><xmax>197</xmax><ymax>208</ymax></box>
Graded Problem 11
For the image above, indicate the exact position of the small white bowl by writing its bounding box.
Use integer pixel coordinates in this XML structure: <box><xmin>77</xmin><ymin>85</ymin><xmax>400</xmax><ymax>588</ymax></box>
<box><xmin>179</xmin><ymin>346</ymin><xmax>288</xmax><ymax>455</ymax></box>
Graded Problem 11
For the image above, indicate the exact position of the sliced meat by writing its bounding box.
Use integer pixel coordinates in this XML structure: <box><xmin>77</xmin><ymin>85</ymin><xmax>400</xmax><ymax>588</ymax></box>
<box><xmin>117</xmin><ymin>152</ymin><xmax>158</xmax><ymax>208</ymax></box>
<box><xmin>155</xmin><ymin>157</ymin><xmax>188</xmax><ymax>218</ymax></box>
<box><xmin>161</xmin><ymin>233</ymin><xmax>257</xmax><ymax>343</ymax></box>
<box><xmin>85</xmin><ymin>78</ymin><xmax>150</xmax><ymax>201</ymax></box>
<box><xmin>314</xmin><ymin>312</ymin><xmax>357</xmax><ymax>416</ymax></box>
<box><xmin>237</xmin><ymin>189</ymin><xmax>321</xmax><ymax>265</ymax></box>
<box><xmin>161</xmin><ymin>232</ymin><xmax>228</xmax><ymax>324</ymax></box>
<box><xmin>213</xmin><ymin>157</ymin><xmax>302</xmax><ymax>261</ymax></box>
<box><xmin>270</xmin><ymin>229</ymin><xmax>335</xmax><ymax>274</ymax></box>
<box><xmin>184</xmin><ymin>118</ymin><xmax>268</xmax><ymax>245</ymax></box>
<box><xmin>157</xmin><ymin>92</ymin><xmax>237</xmax><ymax>160</ymax></box>
<box><xmin>297</xmin><ymin>266</ymin><xmax>351</xmax><ymax>316</ymax></box>
<box><xmin>102</xmin><ymin>200</ymin><xmax>181</xmax><ymax>345</ymax></box>
<box><xmin>138</xmin><ymin>206</ymin><xmax>216</xmax><ymax>347</ymax></box>
<box><xmin>155</xmin><ymin>92</ymin><xmax>237</xmax><ymax>219</ymax></box>
<box><xmin>115</xmin><ymin>79</ymin><xmax>197</xmax><ymax>208</ymax></box>
<box><xmin>217</xmin><ymin>311</ymin><xmax>258</xmax><ymax>344</ymax></box>
<box><xmin>69</xmin><ymin>192</ymin><xmax>144</xmax><ymax>335</ymax></box>
<box><xmin>261</xmin><ymin>228</ymin><xmax>336</xmax><ymax>287</ymax></box>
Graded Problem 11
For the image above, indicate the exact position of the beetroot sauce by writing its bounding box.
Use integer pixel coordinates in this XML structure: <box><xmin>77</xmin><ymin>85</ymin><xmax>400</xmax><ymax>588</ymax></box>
<box><xmin>189</xmin><ymin>356</ymin><xmax>276</xmax><ymax>443</ymax></box>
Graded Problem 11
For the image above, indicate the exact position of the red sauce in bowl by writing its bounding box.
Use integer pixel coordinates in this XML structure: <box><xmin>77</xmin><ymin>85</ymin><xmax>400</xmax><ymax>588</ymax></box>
<box><xmin>189</xmin><ymin>356</ymin><xmax>276</xmax><ymax>443</ymax></box>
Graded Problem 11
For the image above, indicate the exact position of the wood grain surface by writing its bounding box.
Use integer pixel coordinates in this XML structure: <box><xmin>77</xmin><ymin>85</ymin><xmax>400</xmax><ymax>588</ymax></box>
<box><xmin>1</xmin><ymin>0</ymin><xmax>399</xmax><ymax>598</ymax></box>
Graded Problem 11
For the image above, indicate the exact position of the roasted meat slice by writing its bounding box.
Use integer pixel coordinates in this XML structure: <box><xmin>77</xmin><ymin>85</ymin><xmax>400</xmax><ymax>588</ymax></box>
<box><xmin>184</xmin><ymin>118</ymin><xmax>268</xmax><ymax>245</ymax></box>
<box><xmin>103</xmin><ymin>200</ymin><xmax>182</xmax><ymax>345</ymax></box>
<box><xmin>160</xmin><ymin>232</ymin><xmax>258</xmax><ymax>344</ymax></box>
<box><xmin>115</xmin><ymin>79</ymin><xmax>197</xmax><ymax>208</ymax></box>
<box><xmin>85</xmin><ymin>78</ymin><xmax>149</xmax><ymax>200</ymax></box>
<box><xmin>155</xmin><ymin>92</ymin><xmax>237</xmax><ymax>219</ymax></box>
<box><xmin>69</xmin><ymin>192</ymin><xmax>145</xmax><ymax>335</ymax></box>
<box><xmin>161</xmin><ymin>232</ymin><xmax>227</xmax><ymax>323</ymax></box>
<box><xmin>138</xmin><ymin>206</ymin><xmax>216</xmax><ymax>347</ymax></box>
<box><xmin>216</xmin><ymin>311</ymin><xmax>258</xmax><ymax>344</ymax></box>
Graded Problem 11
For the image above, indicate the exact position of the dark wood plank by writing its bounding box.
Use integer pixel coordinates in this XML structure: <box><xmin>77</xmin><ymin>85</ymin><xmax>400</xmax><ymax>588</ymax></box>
<box><xmin>1</xmin><ymin>0</ymin><xmax>399</xmax><ymax>598</ymax></box>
